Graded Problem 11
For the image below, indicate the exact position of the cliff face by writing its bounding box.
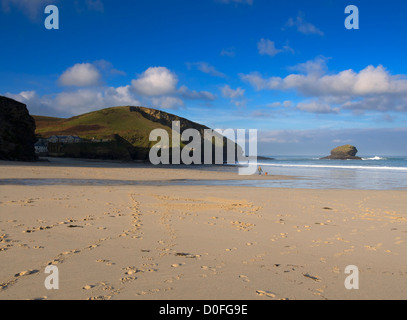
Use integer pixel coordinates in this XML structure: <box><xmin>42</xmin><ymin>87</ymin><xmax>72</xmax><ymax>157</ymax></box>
<box><xmin>131</xmin><ymin>106</ymin><xmax>210</xmax><ymax>133</ymax></box>
<box><xmin>321</xmin><ymin>144</ymin><xmax>362</xmax><ymax>160</ymax></box>
<box><xmin>0</xmin><ymin>96</ymin><xmax>37</xmax><ymax>161</ymax></box>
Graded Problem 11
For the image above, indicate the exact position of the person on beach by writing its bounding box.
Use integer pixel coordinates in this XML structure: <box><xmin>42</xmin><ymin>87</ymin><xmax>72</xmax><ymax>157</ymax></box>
<box><xmin>258</xmin><ymin>166</ymin><xmax>263</xmax><ymax>176</ymax></box>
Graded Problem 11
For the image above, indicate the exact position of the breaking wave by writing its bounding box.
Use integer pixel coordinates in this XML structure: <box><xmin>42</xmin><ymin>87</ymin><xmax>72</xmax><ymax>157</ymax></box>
<box><xmin>362</xmin><ymin>156</ymin><xmax>387</xmax><ymax>161</ymax></box>
<box><xmin>250</xmin><ymin>163</ymin><xmax>407</xmax><ymax>171</ymax></box>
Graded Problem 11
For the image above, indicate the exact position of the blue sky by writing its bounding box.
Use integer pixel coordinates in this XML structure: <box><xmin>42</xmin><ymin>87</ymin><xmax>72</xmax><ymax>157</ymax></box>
<box><xmin>1</xmin><ymin>0</ymin><xmax>406</xmax><ymax>155</ymax></box>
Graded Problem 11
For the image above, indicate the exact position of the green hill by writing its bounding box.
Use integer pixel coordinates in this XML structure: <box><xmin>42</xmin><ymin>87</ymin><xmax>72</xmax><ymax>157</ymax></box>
<box><xmin>34</xmin><ymin>106</ymin><xmax>240</xmax><ymax>162</ymax></box>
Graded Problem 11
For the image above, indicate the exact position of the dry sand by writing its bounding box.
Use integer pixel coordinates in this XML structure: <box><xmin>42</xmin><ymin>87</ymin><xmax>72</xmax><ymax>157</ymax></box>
<box><xmin>0</xmin><ymin>158</ymin><xmax>406</xmax><ymax>300</ymax></box>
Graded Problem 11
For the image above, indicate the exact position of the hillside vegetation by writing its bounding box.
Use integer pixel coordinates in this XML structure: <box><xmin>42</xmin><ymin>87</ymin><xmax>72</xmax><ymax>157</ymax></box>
<box><xmin>34</xmin><ymin>106</ymin><xmax>239</xmax><ymax>162</ymax></box>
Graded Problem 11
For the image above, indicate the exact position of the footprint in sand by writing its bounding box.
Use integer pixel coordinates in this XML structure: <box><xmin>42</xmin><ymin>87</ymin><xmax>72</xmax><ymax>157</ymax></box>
<box><xmin>83</xmin><ymin>285</ymin><xmax>95</xmax><ymax>290</ymax></box>
<box><xmin>96</xmin><ymin>259</ymin><xmax>115</xmax><ymax>266</ymax></box>
<box><xmin>171</xmin><ymin>263</ymin><xmax>184</xmax><ymax>268</ymax></box>
<box><xmin>256</xmin><ymin>290</ymin><xmax>276</xmax><ymax>298</ymax></box>
<box><xmin>120</xmin><ymin>276</ymin><xmax>137</xmax><ymax>284</ymax></box>
<box><xmin>303</xmin><ymin>273</ymin><xmax>322</xmax><ymax>282</ymax></box>
<box><xmin>122</xmin><ymin>267</ymin><xmax>142</xmax><ymax>275</ymax></box>
<box><xmin>14</xmin><ymin>270</ymin><xmax>39</xmax><ymax>277</ymax></box>
<box><xmin>239</xmin><ymin>275</ymin><xmax>250</xmax><ymax>283</ymax></box>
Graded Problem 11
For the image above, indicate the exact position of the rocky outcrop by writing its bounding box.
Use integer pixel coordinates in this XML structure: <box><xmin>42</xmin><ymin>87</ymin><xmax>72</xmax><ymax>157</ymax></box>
<box><xmin>0</xmin><ymin>96</ymin><xmax>37</xmax><ymax>161</ymax></box>
<box><xmin>321</xmin><ymin>145</ymin><xmax>362</xmax><ymax>160</ymax></box>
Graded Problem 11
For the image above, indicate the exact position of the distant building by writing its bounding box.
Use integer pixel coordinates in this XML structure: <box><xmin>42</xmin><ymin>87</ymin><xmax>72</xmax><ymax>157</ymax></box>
<box><xmin>34</xmin><ymin>141</ymin><xmax>48</xmax><ymax>155</ymax></box>
<box><xmin>48</xmin><ymin>135</ymin><xmax>82</xmax><ymax>144</ymax></box>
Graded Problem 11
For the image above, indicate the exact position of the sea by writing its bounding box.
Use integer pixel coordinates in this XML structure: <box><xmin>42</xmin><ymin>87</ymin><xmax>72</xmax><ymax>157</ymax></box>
<box><xmin>237</xmin><ymin>155</ymin><xmax>407</xmax><ymax>190</ymax></box>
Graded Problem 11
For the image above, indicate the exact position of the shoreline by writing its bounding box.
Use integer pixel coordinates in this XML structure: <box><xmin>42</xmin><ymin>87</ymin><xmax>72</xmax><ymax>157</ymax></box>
<box><xmin>1</xmin><ymin>158</ymin><xmax>406</xmax><ymax>191</ymax></box>
<box><xmin>0</xmin><ymin>158</ymin><xmax>297</xmax><ymax>182</ymax></box>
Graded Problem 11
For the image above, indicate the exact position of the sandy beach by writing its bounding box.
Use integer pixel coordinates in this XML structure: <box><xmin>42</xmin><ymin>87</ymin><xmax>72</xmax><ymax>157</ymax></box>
<box><xmin>0</xmin><ymin>158</ymin><xmax>406</xmax><ymax>300</ymax></box>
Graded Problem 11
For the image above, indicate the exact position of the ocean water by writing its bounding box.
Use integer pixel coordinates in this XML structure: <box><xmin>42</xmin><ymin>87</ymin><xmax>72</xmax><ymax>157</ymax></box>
<box><xmin>244</xmin><ymin>155</ymin><xmax>407</xmax><ymax>190</ymax></box>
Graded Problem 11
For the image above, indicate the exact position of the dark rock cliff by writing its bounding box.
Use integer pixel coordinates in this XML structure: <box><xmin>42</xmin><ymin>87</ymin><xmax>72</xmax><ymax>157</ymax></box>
<box><xmin>0</xmin><ymin>96</ymin><xmax>37</xmax><ymax>161</ymax></box>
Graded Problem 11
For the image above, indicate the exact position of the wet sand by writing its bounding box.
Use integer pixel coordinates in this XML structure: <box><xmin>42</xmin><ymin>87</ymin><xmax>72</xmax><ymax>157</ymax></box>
<box><xmin>0</xmin><ymin>159</ymin><xmax>406</xmax><ymax>300</ymax></box>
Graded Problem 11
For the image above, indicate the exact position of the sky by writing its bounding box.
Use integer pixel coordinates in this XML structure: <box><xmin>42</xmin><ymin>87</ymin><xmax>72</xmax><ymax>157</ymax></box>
<box><xmin>1</xmin><ymin>0</ymin><xmax>406</xmax><ymax>156</ymax></box>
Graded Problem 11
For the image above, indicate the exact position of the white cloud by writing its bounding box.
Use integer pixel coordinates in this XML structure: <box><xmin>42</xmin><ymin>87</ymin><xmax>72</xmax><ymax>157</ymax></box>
<box><xmin>288</xmin><ymin>55</ymin><xmax>328</xmax><ymax>75</ymax></box>
<box><xmin>285</xmin><ymin>65</ymin><xmax>407</xmax><ymax>97</ymax></box>
<box><xmin>257</xmin><ymin>39</ymin><xmax>294</xmax><ymax>57</ymax></box>
<box><xmin>6</xmin><ymin>90</ymin><xmax>37</xmax><ymax>102</ymax></box>
<box><xmin>240</xmin><ymin>72</ymin><xmax>282</xmax><ymax>91</ymax></box>
<box><xmin>54</xmin><ymin>87</ymin><xmax>141</xmax><ymax>114</ymax></box>
<box><xmin>221</xmin><ymin>85</ymin><xmax>246</xmax><ymax>107</ymax></box>
<box><xmin>257</xmin><ymin>39</ymin><xmax>283</xmax><ymax>57</ymax></box>
<box><xmin>5</xmin><ymin>65</ymin><xmax>219</xmax><ymax>116</ymax></box>
<box><xmin>104</xmin><ymin>85</ymin><xmax>141</xmax><ymax>106</ymax></box>
<box><xmin>59</xmin><ymin>63</ymin><xmax>102</xmax><ymax>87</ymax></box>
<box><xmin>5</xmin><ymin>86</ymin><xmax>141</xmax><ymax>116</ymax></box>
<box><xmin>284</xmin><ymin>12</ymin><xmax>324</xmax><ymax>36</ymax></box>
<box><xmin>5</xmin><ymin>90</ymin><xmax>58</xmax><ymax>116</ymax></box>
<box><xmin>151</xmin><ymin>96</ymin><xmax>184</xmax><ymax>110</ymax></box>
<box><xmin>241</xmin><ymin>57</ymin><xmax>407</xmax><ymax>113</ymax></box>
<box><xmin>131</xmin><ymin>67</ymin><xmax>178</xmax><ymax>97</ymax></box>
<box><xmin>54</xmin><ymin>90</ymin><xmax>102</xmax><ymax>113</ymax></box>
<box><xmin>221</xmin><ymin>85</ymin><xmax>245</xmax><ymax>99</ymax></box>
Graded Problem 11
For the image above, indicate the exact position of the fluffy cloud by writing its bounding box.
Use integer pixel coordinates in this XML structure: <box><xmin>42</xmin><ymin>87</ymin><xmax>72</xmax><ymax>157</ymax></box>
<box><xmin>241</xmin><ymin>57</ymin><xmax>407</xmax><ymax>113</ymax></box>
<box><xmin>221</xmin><ymin>85</ymin><xmax>246</xmax><ymax>107</ymax></box>
<box><xmin>283</xmin><ymin>12</ymin><xmax>324</xmax><ymax>36</ymax></box>
<box><xmin>6</xmin><ymin>86</ymin><xmax>141</xmax><ymax>116</ymax></box>
<box><xmin>5</xmin><ymin>65</ymin><xmax>217</xmax><ymax>116</ymax></box>
<box><xmin>257</xmin><ymin>39</ymin><xmax>282</xmax><ymax>57</ymax></box>
<box><xmin>59</xmin><ymin>63</ymin><xmax>102</xmax><ymax>87</ymax></box>
<box><xmin>131</xmin><ymin>67</ymin><xmax>178</xmax><ymax>97</ymax></box>
<box><xmin>258</xmin><ymin>64</ymin><xmax>407</xmax><ymax>97</ymax></box>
